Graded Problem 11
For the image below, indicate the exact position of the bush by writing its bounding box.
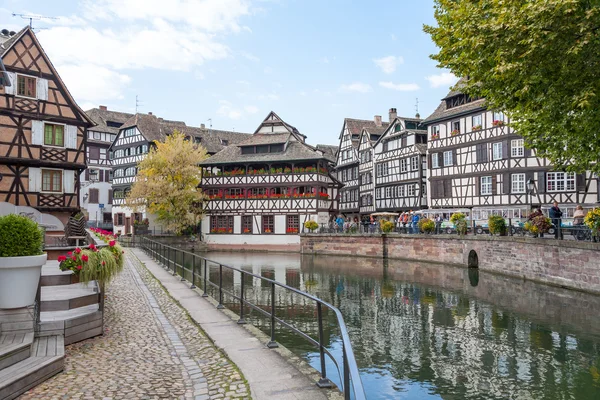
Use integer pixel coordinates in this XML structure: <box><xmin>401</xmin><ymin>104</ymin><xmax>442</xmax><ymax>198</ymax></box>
<box><xmin>380</xmin><ymin>220</ymin><xmax>395</xmax><ymax>233</ymax></box>
<box><xmin>450</xmin><ymin>213</ymin><xmax>468</xmax><ymax>235</ymax></box>
<box><xmin>585</xmin><ymin>208</ymin><xmax>600</xmax><ymax>236</ymax></box>
<box><xmin>0</xmin><ymin>214</ymin><xmax>43</xmax><ymax>257</ymax></box>
<box><xmin>304</xmin><ymin>220</ymin><xmax>319</xmax><ymax>232</ymax></box>
<box><xmin>488</xmin><ymin>215</ymin><xmax>507</xmax><ymax>235</ymax></box>
<box><xmin>418</xmin><ymin>218</ymin><xmax>435</xmax><ymax>233</ymax></box>
<box><xmin>524</xmin><ymin>215</ymin><xmax>552</xmax><ymax>235</ymax></box>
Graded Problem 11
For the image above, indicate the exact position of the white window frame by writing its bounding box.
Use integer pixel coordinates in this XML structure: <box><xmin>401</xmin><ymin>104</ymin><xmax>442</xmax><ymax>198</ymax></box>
<box><xmin>40</xmin><ymin>168</ymin><xmax>63</xmax><ymax>193</ymax></box>
<box><xmin>432</xmin><ymin>125</ymin><xmax>440</xmax><ymax>135</ymax></box>
<box><xmin>432</xmin><ymin>153</ymin><xmax>440</xmax><ymax>169</ymax></box>
<box><xmin>443</xmin><ymin>151</ymin><xmax>453</xmax><ymax>166</ymax></box>
<box><xmin>512</xmin><ymin>173</ymin><xmax>526</xmax><ymax>194</ymax></box>
<box><xmin>547</xmin><ymin>172</ymin><xmax>576</xmax><ymax>192</ymax></box>
<box><xmin>481</xmin><ymin>176</ymin><xmax>493</xmax><ymax>195</ymax></box>
<box><xmin>407</xmin><ymin>184</ymin><xmax>416</xmax><ymax>196</ymax></box>
<box><xmin>493</xmin><ymin>111</ymin><xmax>505</xmax><ymax>122</ymax></box>
<box><xmin>472</xmin><ymin>114</ymin><xmax>483</xmax><ymax>128</ymax></box>
<box><xmin>15</xmin><ymin>73</ymin><xmax>38</xmax><ymax>99</ymax></box>
<box><xmin>400</xmin><ymin>159</ymin><xmax>408</xmax><ymax>173</ymax></box>
<box><xmin>492</xmin><ymin>142</ymin><xmax>503</xmax><ymax>160</ymax></box>
<box><xmin>511</xmin><ymin>139</ymin><xmax>524</xmax><ymax>157</ymax></box>
<box><xmin>411</xmin><ymin>156</ymin><xmax>419</xmax><ymax>171</ymax></box>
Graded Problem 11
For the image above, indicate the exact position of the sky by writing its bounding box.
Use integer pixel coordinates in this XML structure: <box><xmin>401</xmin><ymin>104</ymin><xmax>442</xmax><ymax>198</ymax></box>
<box><xmin>1</xmin><ymin>0</ymin><xmax>457</xmax><ymax>145</ymax></box>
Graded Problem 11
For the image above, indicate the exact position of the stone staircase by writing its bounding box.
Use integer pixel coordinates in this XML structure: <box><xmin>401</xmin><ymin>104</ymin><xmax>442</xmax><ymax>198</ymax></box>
<box><xmin>0</xmin><ymin>261</ymin><xmax>104</xmax><ymax>398</ymax></box>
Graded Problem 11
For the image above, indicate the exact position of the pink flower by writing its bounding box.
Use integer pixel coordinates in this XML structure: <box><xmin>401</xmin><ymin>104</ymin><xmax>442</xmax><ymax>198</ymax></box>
<box><xmin>74</xmin><ymin>248</ymin><xmax>81</xmax><ymax>254</ymax></box>
<box><xmin>71</xmin><ymin>256</ymin><xmax>78</xmax><ymax>261</ymax></box>
<box><xmin>81</xmin><ymin>254</ymin><xmax>89</xmax><ymax>262</ymax></box>
<box><xmin>57</xmin><ymin>255</ymin><xmax>66</xmax><ymax>262</ymax></box>
<box><xmin>67</xmin><ymin>252</ymin><xmax>72</xmax><ymax>256</ymax></box>
<box><xmin>89</xmin><ymin>244</ymin><xmax>96</xmax><ymax>250</ymax></box>
<box><xmin>109</xmin><ymin>240</ymin><xmax>116</xmax><ymax>247</ymax></box>
<box><xmin>101</xmin><ymin>261</ymin><xmax>106</xmax><ymax>266</ymax></box>
<box><xmin>76</xmin><ymin>265</ymin><xmax>82</xmax><ymax>270</ymax></box>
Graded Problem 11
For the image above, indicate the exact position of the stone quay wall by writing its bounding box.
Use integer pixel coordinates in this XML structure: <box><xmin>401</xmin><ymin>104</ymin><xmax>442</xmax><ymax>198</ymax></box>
<box><xmin>301</xmin><ymin>234</ymin><xmax>600</xmax><ymax>295</ymax></box>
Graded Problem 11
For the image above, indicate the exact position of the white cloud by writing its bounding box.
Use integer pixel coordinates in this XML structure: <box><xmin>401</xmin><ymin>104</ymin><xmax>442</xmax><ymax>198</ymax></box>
<box><xmin>373</xmin><ymin>56</ymin><xmax>404</xmax><ymax>74</ymax></box>
<box><xmin>244</xmin><ymin>105</ymin><xmax>259</xmax><ymax>114</ymax></box>
<box><xmin>379</xmin><ymin>81</ymin><xmax>420</xmax><ymax>91</ymax></box>
<box><xmin>426</xmin><ymin>72</ymin><xmax>458</xmax><ymax>88</ymax></box>
<box><xmin>241</xmin><ymin>51</ymin><xmax>260</xmax><ymax>62</ymax></box>
<box><xmin>217</xmin><ymin>100</ymin><xmax>259</xmax><ymax>120</ymax></box>
<box><xmin>236</xmin><ymin>80</ymin><xmax>251</xmax><ymax>86</ymax></box>
<box><xmin>340</xmin><ymin>82</ymin><xmax>372</xmax><ymax>93</ymax></box>
<box><xmin>55</xmin><ymin>63</ymin><xmax>131</xmax><ymax>102</ymax></box>
<box><xmin>258</xmin><ymin>93</ymin><xmax>279</xmax><ymax>101</ymax></box>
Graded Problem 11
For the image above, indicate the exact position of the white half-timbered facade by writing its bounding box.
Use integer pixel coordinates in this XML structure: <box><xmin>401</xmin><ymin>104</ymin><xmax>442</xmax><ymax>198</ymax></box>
<box><xmin>358</xmin><ymin>129</ymin><xmax>377</xmax><ymax>215</ymax></box>
<box><xmin>373</xmin><ymin>115</ymin><xmax>428</xmax><ymax>211</ymax></box>
<box><xmin>200</xmin><ymin>111</ymin><xmax>341</xmax><ymax>245</ymax></box>
<box><xmin>424</xmin><ymin>79</ymin><xmax>599</xmax><ymax>209</ymax></box>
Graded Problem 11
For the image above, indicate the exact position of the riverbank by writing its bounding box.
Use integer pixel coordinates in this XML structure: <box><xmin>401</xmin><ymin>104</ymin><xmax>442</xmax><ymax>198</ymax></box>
<box><xmin>301</xmin><ymin>233</ymin><xmax>600</xmax><ymax>295</ymax></box>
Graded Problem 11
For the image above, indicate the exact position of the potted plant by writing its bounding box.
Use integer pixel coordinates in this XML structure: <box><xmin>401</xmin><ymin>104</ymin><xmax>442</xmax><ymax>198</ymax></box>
<box><xmin>450</xmin><ymin>213</ymin><xmax>468</xmax><ymax>236</ymax></box>
<box><xmin>304</xmin><ymin>220</ymin><xmax>318</xmax><ymax>232</ymax></box>
<box><xmin>0</xmin><ymin>214</ymin><xmax>46</xmax><ymax>309</ymax></box>
<box><xmin>451</xmin><ymin>129</ymin><xmax>460</xmax><ymax>136</ymax></box>
<box><xmin>524</xmin><ymin>215</ymin><xmax>552</xmax><ymax>237</ymax></box>
<box><xmin>418</xmin><ymin>218</ymin><xmax>435</xmax><ymax>234</ymax></box>
<box><xmin>488</xmin><ymin>215</ymin><xmax>507</xmax><ymax>236</ymax></box>
<box><xmin>472</xmin><ymin>125</ymin><xmax>483</xmax><ymax>131</ymax></box>
<box><xmin>584</xmin><ymin>208</ymin><xmax>600</xmax><ymax>240</ymax></box>
<box><xmin>380</xmin><ymin>220</ymin><xmax>395</xmax><ymax>233</ymax></box>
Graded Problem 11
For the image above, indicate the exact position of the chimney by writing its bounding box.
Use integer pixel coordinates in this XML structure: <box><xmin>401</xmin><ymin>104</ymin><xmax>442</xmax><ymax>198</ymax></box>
<box><xmin>389</xmin><ymin>108</ymin><xmax>397</xmax><ymax>122</ymax></box>
<box><xmin>201</xmin><ymin>123</ymin><xmax>205</xmax><ymax>129</ymax></box>
<box><xmin>374</xmin><ymin>115</ymin><xmax>382</xmax><ymax>127</ymax></box>
<box><xmin>148</xmin><ymin>112</ymin><xmax>153</xmax><ymax>116</ymax></box>
<box><xmin>99</xmin><ymin>105</ymin><xmax>107</xmax><ymax>111</ymax></box>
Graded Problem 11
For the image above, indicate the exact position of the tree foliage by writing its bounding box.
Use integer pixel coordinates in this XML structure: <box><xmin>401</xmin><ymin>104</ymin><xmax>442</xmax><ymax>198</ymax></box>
<box><xmin>425</xmin><ymin>0</ymin><xmax>600</xmax><ymax>173</ymax></box>
<box><xmin>125</xmin><ymin>130</ymin><xmax>208</xmax><ymax>234</ymax></box>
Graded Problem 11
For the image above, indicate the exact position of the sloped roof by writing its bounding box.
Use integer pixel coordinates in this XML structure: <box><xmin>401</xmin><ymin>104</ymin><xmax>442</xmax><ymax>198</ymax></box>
<box><xmin>201</xmin><ymin>140</ymin><xmax>328</xmax><ymax>165</ymax></box>
<box><xmin>239</xmin><ymin>133</ymin><xmax>290</xmax><ymax>146</ymax></box>
<box><xmin>316</xmin><ymin>144</ymin><xmax>337</xmax><ymax>162</ymax></box>
<box><xmin>344</xmin><ymin>118</ymin><xmax>390</xmax><ymax>137</ymax></box>
<box><xmin>0</xmin><ymin>27</ymin><xmax>27</xmax><ymax>57</ymax></box>
<box><xmin>415</xmin><ymin>143</ymin><xmax>428</xmax><ymax>155</ymax></box>
<box><xmin>85</xmin><ymin>108</ymin><xmax>134</xmax><ymax>134</ymax></box>
<box><xmin>424</xmin><ymin>77</ymin><xmax>486</xmax><ymax>123</ymax></box>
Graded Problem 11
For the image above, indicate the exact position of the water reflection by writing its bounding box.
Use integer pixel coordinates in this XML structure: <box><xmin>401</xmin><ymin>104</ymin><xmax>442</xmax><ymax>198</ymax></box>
<box><xmin>194</xmin><ymin>251</ymin><xmax>600</xmax><ymax>400</ymax></box>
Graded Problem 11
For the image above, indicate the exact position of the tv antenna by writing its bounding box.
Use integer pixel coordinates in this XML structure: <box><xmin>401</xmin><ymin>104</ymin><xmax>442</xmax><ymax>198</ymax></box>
<box><xmin>207</xmin><ymin>118</ymin><xmax>212</xmax><ymax>135</ymax></box>
<box><xmin>12</xmin><ymin>13</ymin><xmax>58</xmax><ymax>29</ymax></box>
<box><xmin>135</xmin><ymin>95</ymin><xmax>143</xmax><ymax>113</ymax></box>
<box><xmin>415</xmin><ymin>98</ymin><xmax>420</xmax><ymax>118</ymax></box>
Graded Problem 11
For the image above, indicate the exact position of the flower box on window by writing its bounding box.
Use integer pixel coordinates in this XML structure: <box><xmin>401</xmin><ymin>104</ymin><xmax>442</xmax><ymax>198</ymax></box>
<box><xmin>451</xmin><ymin>129</ymin><xmax>460</xmax><ymax>136</ymax></box>
<box><xmin>492</xmin><ymin>120</ymin><xmax>505</xmax><ymax>126</ymax></box>
<box><xmin>286</xmin><ymin>227</ymin><xmax>299</xmax><ymax>234</ymax></box>
<box><xmin>431</xmin><ymin>134</ymin><xmax>439</xmax><ymax>140</ymax></box>
<box><xmin>472</xmin><ymin>125</ymin><xmax>482</xmax><ymax>131</ymax></box>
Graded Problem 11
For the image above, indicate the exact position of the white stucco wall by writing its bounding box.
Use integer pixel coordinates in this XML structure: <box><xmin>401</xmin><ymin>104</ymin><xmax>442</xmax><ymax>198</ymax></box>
<box><xmin>205</xmin><ymin>234</ymin><xmax>300</xmax><ymax>245</ymax></box>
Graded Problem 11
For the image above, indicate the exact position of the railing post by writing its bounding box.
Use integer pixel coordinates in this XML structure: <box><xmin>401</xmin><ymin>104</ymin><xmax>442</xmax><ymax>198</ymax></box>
<box><xmin>171</xmin><ymin>247</ymin><xmax>177</xmax><ymax>276</ymax></box>
<box><xmin>217</xmin><ymin>264</ymin><xmax>225</xmax><ymax>309</ymax></box>
<box><xmin>180</xmin><ymin>250</ymin><xmax>186</xmax><ymax>281</ymax></box>
<box><xmin>202</xmin><ymin>259</ymin><xmax>208</xmax><ymax>297</ymax></box>
<box><xmin>472</xmin><ymin>219</ymin><xmax>477</xmax><ymax>236</ymax></box>
<box><xmin>343</xmin><ymin>343</ymin><xmax>350</xmax><ymax>400</ymax></box>
<box><xmin>316</xmin><ymin>302</ymin><xmax>332</xmax><ymax>388</ymax></box>
<box><xmin>238</xmin><ymin>271</ymin><xmax>246</xmax><ymax>324</ymax></box>
<box><xmin>508</xmin><ymin>218</ymin><xmax>513</xmax><ymax>236</ymax></box>
<box><xmin>267</xmin><ymin>282</ymin><xmax>278</xmax><ymax>348</ymax></box>
<box><xmin>190</xmin><ymin>253</ymin><xmax>196</xmax><ymax>289</ymax></box>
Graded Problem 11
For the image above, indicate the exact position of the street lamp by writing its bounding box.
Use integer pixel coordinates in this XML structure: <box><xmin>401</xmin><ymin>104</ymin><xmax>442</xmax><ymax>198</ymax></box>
<box><xmin>527</xmin><ymin>178</ymin><xmax>535</xmax><ymax>213</ymax></box>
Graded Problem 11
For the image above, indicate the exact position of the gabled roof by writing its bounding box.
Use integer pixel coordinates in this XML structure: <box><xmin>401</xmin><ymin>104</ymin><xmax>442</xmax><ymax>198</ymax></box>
<box><xmin>316</xmin><ymin>144</ymin><xmax>337</xmax><ymax>162</ymax></box>
<box><xmin>342</xmin><ymin>118</ymin><xmax>390</xmax><ymax>139</ymax></box>
<box><xmin>240</xmin><ymin>133</ymin><xmax>289</xmax><ymax>146</ymax></box>
<box><xmin>1</xmin><ymin>26</ymin><xmax>94</xmax><ymax>126</ymax></box>
<box><xmin>374</xmin><ymin>117</ymin><xmax>427</xmax><ymax>146</ymax></box>
<box><xmin>424</xmin><ymin>77</ymin><xmax>486</xmax><ymax>124</ymax></box>
<box><xmin>85</xmin><ymin>108</ymin><xmax>135</xmax><ymax>134</ymax></box>
<box><xmin>253</xmin><ymin>111</ymin><xmax>307</xmax><ymax>141</ymax></box>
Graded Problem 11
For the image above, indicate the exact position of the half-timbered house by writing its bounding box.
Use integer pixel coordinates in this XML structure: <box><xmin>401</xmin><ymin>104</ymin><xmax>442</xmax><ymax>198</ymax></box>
<box><xmin>358</xmin><ymin>127</ymin><xmax>380</xmax><ymax>216</ymax></box>
<box><xmin>83</xmin><ymin>106</ymin><xmax>133</xmax><ymax>230</ymax></box>
<box><xmin>336</xmin><ymin>114</ymin><xmax>390</xmax><ymax>219</ymax></box>
<box><xmin>200</xmin><ymin>111</ymin><xmax>341</xmax><ymax>247</ymax></box>
<box><xmin>0</xmin><ymin>27</ymin><xmax>93</xmax><ymax>234</ymax></box>
<box><xmin>373</xmin><ymin>114</ymin><xmax>428</xmax><ymax>212</ymax></box>
<box><xmin>109</xmin><ymin>112</ymin><xmax>249</xmax><ymax>235</ymax></box>
<box><xmin>424</xmin><ymin>79</ymin><xmax>599</xmax><ymax>210</ymax></box>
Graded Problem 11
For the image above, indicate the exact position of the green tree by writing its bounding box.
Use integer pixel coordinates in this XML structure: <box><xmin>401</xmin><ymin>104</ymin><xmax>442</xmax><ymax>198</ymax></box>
<box><xmin>125</xmin><ymin>130</ymin><xmax>208</xmax><ymax>234</ymax></box>
<box><xmin>424</xmin><ymin>0</ymin><xmax>600</xmax><ymax>173</ymax></box>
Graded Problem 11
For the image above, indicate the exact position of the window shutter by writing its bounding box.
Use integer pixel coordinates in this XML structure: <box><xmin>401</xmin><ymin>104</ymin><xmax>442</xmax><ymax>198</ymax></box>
<box><xmin>537</xmin><ymin>172</ymin><xmax>546</xmax><ymax>193</ymax></box>
<box><xmin>108</xmin><ymin>190</ymin><xmax>113</xmax><ymax>205</ymax></box>
<box><xmin>444</xmin><ymin>180</ymin><xmax>452</xmax><ymax>198</ymax></box>
<box><xmin>438</xmin><ymin>153</ymin><xmax>443</xmax><ymax>167</ymax></box>
<box><xmin>401</xmin><ymin>136</ymin><xmax>407</xmax><ymax>148</ymax></box>
<box><xmin>28</xmin><ymin>167</ymin><xmax>41</xmax><ymax>192</ymax></box>
<box><xmin>475</xmin><ymin>144</ymin><xmax>481</xmax><ymax>163</ymax></box>
<box><xmin>503</xmin><ymin>173</ymin><xmax>511</xmax><ymax>194</ymax></box>
<box><xmin>65</xmin><ymin>125</ymin><xmax>78</xmax><ymax>149</ymax></box>
<box><xmin>114</xmin><ymin>213</ymin><xmax>118</xmax><ymax>226</ymax></box>
<box><xmin>85</xmin><ymin>168</ymin><xmax>89</xmax><ymax>181</ymax></box>
<box><xmin>502</xmin><ymin>140</ymin><xmax>509</xmax><ymax>159</ymax></box>
<box><xmin>577</xmin><ymin>173</ymin><xmax>586</xmax><ymax>192</ymax></box>
<box><xmin>36</xmin><ymin>78</ymin><xmax>48</xmax><ymax>101</ymax></box>
<box><xmin>31</xmin><ymin>120</ymin><xmax>44</xmax><ymax>145</ymax></box>
<box><xmin>63</xmin><ymin>170</ymin><xmax>75</xmax><ymax>193</ymax></box>
<box><xmin>526</xmin><ymin>171</ymin><xmax>535</xmax><ymax>186</ymax></box>
<box><xmin>475</xmin><ymin>176</ymin><xmax>481</xmax><ymax>196</ymax></box>
<box><xmin>524</xmin><ymin>147</ymin><xmax>532</xmax><ymax>158</ymax></box>
<box><xmin>482</xmin><ymin>144</ymin><xmax>488</xmax><ymax>163</ymax></box>
<box><xmin>4</xmin><ymin>72</ymin><xmax>16</xmax><ymax>95</ymax></box>
<box><xmin>492</xmin><ymin>176</ymin><xmax>498</xmax><ymax>195</ymax></box>
<box><xmin>452</xmin><ymin>149</ymin><xmax>457</xmax><ymax>166</ymax></box>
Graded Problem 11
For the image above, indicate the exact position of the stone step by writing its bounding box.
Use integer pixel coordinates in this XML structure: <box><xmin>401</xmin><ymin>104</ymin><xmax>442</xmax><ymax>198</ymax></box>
<box><xmin>40</xmin><ymin>282</ymin><xmax>100</xmax><ymax>312</ymax></box>
<box><xmin>0</xmin><ymin>332</ymin><xmax>34</xmax><ymax>372</ymax></box>
<box><xmin>40</xmin><ymin>304</ymin><xmax>104</xmax><ymax>345</ymax></box>
<box><xmin>41</xmin><ymin>261</ymin><xmax>74</xmax><ymax>286</ymax></box>
<box><xmin>0</xmin><ymin>335</ymin><xmax>64</xmax><ymax>400</ymax></box>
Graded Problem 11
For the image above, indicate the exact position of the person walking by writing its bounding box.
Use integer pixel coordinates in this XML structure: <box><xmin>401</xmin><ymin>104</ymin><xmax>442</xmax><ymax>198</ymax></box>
<box><xmin>549</xmin><ymin>201</ymin><xmax>563</xmax><ymax>239</ymax></box>
<box><xmin>412</xmin><ymin>212</ymin><xmax>420</xmax><ymax>234</ymax></box>
<box><xmin>336</xmin><ymin>215</ymin><xmax>344</xmax><ymax>233</ymax></box>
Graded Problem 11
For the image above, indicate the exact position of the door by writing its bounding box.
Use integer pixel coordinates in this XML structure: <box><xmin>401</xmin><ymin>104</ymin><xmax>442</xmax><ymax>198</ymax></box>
<box><xmin>125</xmin><ymin>217</ymin><xmax>131</xmax><ymax>234</ymax></box>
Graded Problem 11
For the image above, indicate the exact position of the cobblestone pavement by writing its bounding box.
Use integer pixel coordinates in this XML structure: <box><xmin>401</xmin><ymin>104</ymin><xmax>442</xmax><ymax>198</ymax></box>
<box><xmin>21</xmin><ymin>250</ymin><xmax>250</xmax><ymax>400</ymax></box>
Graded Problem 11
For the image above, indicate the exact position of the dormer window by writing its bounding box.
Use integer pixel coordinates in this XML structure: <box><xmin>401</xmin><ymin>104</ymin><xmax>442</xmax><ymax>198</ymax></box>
<box><xmin>17</xmin><ymin>75</ymin><xmax>36</xmax><ymax>98</ymax></box>
<box><xmin>194</xmin><ymin>137</ymin><xmax>202</xmax><ymax>144</ymax></box>
<box><xmin>221</xmin><ymin>139</ymin><xmax>229</xmax><ymax>146</ymax></box>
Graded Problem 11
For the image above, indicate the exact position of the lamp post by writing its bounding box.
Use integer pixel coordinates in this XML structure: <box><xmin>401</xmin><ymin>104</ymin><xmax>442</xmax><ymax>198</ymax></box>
<box><xmin>527</xmin><ymin>178</ymin><xmax>535</xmax><ymax>214</ymax></box>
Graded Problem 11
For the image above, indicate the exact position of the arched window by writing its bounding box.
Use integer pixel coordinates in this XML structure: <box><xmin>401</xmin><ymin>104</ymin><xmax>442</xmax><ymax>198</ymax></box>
<box><xmin>114</xmin><ymin>169</ymin><xmax>124</xmax><ymax>177</ymax></box>
<box><xmin>114</xmin><ymin>149</ymin><xmax>124</xmax><ymax>158</ymax></box>
<box><xmin>125</xmin><ymin>167</ymin><xmax>136</xmax><ymax>176</ymax></box>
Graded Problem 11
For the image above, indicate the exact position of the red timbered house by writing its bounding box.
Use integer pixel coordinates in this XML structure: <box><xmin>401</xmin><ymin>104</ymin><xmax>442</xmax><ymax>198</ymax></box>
<box><xmin>0</xmin><ymin>27</ymin><xmax>93</xmax><ymax>233</ymax></box>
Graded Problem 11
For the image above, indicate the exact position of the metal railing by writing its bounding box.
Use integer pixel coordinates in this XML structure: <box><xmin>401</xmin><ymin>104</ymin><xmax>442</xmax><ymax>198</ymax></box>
<box><xmin>136</xmin><ymin>237</ymin><xmax>366</xmax><ymax>400</ymax></box>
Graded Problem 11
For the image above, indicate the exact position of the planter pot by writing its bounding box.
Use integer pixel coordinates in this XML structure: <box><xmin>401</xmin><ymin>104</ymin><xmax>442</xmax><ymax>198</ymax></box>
<box><xmin>0</xmin><ymin>254</ymin><xmax>47</xmax><ymax>309</ymax></box>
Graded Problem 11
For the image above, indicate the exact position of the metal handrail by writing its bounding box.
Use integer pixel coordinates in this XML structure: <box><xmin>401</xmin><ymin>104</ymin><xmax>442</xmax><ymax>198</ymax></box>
<box><xmin>136</xmin><ymin>236</ymin><xmax>366</xmax><ymax>400</ymax></box>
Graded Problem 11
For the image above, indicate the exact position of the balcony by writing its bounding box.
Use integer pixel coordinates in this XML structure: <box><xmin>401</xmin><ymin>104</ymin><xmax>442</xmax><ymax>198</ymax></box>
<box><xmin>203</xmin><ymin>172</ymin><xmax>333</xmax><ymax>186</ymax></box>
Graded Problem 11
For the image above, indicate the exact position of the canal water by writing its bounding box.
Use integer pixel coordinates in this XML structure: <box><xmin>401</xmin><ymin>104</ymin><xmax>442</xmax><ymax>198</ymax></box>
<box><xmin>189</xmin><ymin>251</ymin><xmax>600</xmax><ymax>399</ymax></box>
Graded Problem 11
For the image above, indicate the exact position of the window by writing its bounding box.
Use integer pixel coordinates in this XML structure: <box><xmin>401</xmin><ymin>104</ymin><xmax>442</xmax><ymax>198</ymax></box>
<box><xmin>44</xmin><ymin>124</ymin><xmax>64</xmax><ymax>146</ymax></box>
<box><xmin>407</xmin><ymin>184</ymin><xmax>416</xmax><ymax>197</ymax></box>
<box><xmin>383</xmin><ymin>162</ymin><xmax>389</xmax><ymax>176</ymax></box>
<box><xmin>242</xmin><ymin>216</ymin><xmax>253</xmax><ymax>234</ymax></box>
<box><xmin>472</xmin><ymin>114</ymin><xmax>483</xmax><ymax>129</ymax></box>
<box><xmin>547</xmin><ymin>172</ymin><xmax>575</xmax><ymax>192</ymax></box>
<box><xmin>493</xmin><ymin>111</ymin><xmax>505</xmax><ymax>122</ymax></box>
<box><xmin>221</xmin><ymin>139</ymin><xmax>229</xmax><ymax>146</ymax></box>
<box><xmin>411</xmin><ymin>156</ymin><xmax>419</xmax><ymax>171</ymax></box>
<box><xmin>108</xmin><ymin>190</ymin><xmax>113</xmax><ymax>204</ymax></box>
<box><xmin>194</xmin><ymin>137</ymin><xmax>202</xmax><ymax>144</ymax></box>
<box><xmin>117</xmin><ymin>213</ymin><xmax>124</xmax><ymax>225</ymax></box>
<box><xmin>210</xmin><ymin>216</ymin><xmax>234</xmax><ymax>234</ymax></box>
<box><xmin>492</xmin><ymin>142</ymin><xmax>503</xmax><ymax>160</ymax></box>
<box><xmin>443</xmin><ymin>151</ymin><xmax>453</xmax><ymax>166</ymax></box>
<box><xmin>270</xmin><ymin>143</ymin><xmax>284</xmax><ymax>153</ymax></box>
<box><xmin>256</xmin><ymin>145</ymin><xmax>269</xmax><ymax>154</ymax></box>
<box><xmin>41</xmin><ymin>169</ymin><xmax>62</xmax><ymax>192</ymax></box>
<box><xmin>286</xmin><ymin>215</ymin><xmax>299</xmax><ymax>234</ymax></box>
<box><xmin>511</xmin><ymin>139</ymin><xmax>524</xmax><ymax>157</ymax></box>
<box><xmin>89</xmin><ymin>169</ymin><xmax>99</xmax><ymax>181</ymax></box>
<box><xmin>400</xmin><ymin>159</ymin><xmax>408</xmax><ymax>173</ymax></box>
<box><xmin>114</xmin><ymin>169</ymin><xmax>124</xmax><ymax>178</ymax></box>
<box><xmin>432</xmin><ymin>125</ymin><xmax>440</xmax><ymax>137</ymax></box>
<box><xmin>125</xmin><ymin>167</ymin><xmax>136</xmax><ymax>176</ymax></box>
<box><xmin>385</xmin><ymin>186</ymin><xmax>392</xmax><ymax>198</ymax></box>
<box><xmin>89</xmin><ymin>188</ymin><xmax>99</xmax><ymax>204</ymax></box>
<box><xmin>431</xmin><ymin>153</ymin><xmax>440</xmax><ymax>169</ymax></box>
<box><xmin>123</xmin><ymin>128</ymin><xmax>136</xmax><ymax>137</ymax></box>
<box><xmin>452</xmin><ymin>121</ymin><xmax>460</xmax><ymax>133</ymax></box>
<box><xmin>114</xmin><ymin>149</ymin><xmax>124</xmax><ymax>158</ymax></box>
<box><xmin>481</xmin><ymin>176</ymin><xmax>493</xmax><ymax>195</ymax></box>
<box><xmin>17</xmin><ymin>75</ymin><xmax>36</xmax><ymax>98</ymax></box>
<box><xmin>512</xmin><ymin>173</ymin><xmax>526</xmax><ymax>193</ymax></box>
<box><xmin>262</xmin><ymin>215</ymin><xmax>274</xmax><ymax>233</ymax></box>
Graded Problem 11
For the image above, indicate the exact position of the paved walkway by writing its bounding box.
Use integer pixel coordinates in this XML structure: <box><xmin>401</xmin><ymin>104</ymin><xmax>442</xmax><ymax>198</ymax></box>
<box><xmin>21</xmin><ymin>251</ymin><xmax>249</xmax><ymax>400</ymax></box>
<box><xmin>130</xmin><ymin>248</ymin><xmax>332</xmax><ymax>400</ymax></box>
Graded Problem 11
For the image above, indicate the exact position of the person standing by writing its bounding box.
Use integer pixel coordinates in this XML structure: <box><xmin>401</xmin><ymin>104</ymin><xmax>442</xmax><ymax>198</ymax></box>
<box><xmin>549</xmin><ymin>201</ymin><xmax>563</xmax><ymax>239</ymax></box>
<box><xmin>412</xmin><ymin>212</ymin><xmax>420</xmax><ymax>234</ymax></box>
<box><xmin>336</xmin><ymin>215</ymin><xmax>344</xmax><ymax>232</ymax></box>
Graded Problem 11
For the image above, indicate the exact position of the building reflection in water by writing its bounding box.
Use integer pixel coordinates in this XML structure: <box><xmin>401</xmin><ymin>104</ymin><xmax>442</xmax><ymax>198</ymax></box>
<box><xmin>200</xmin><ymin>251</ymin><xmax>600</xmax><ymax>400</ymax></box>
